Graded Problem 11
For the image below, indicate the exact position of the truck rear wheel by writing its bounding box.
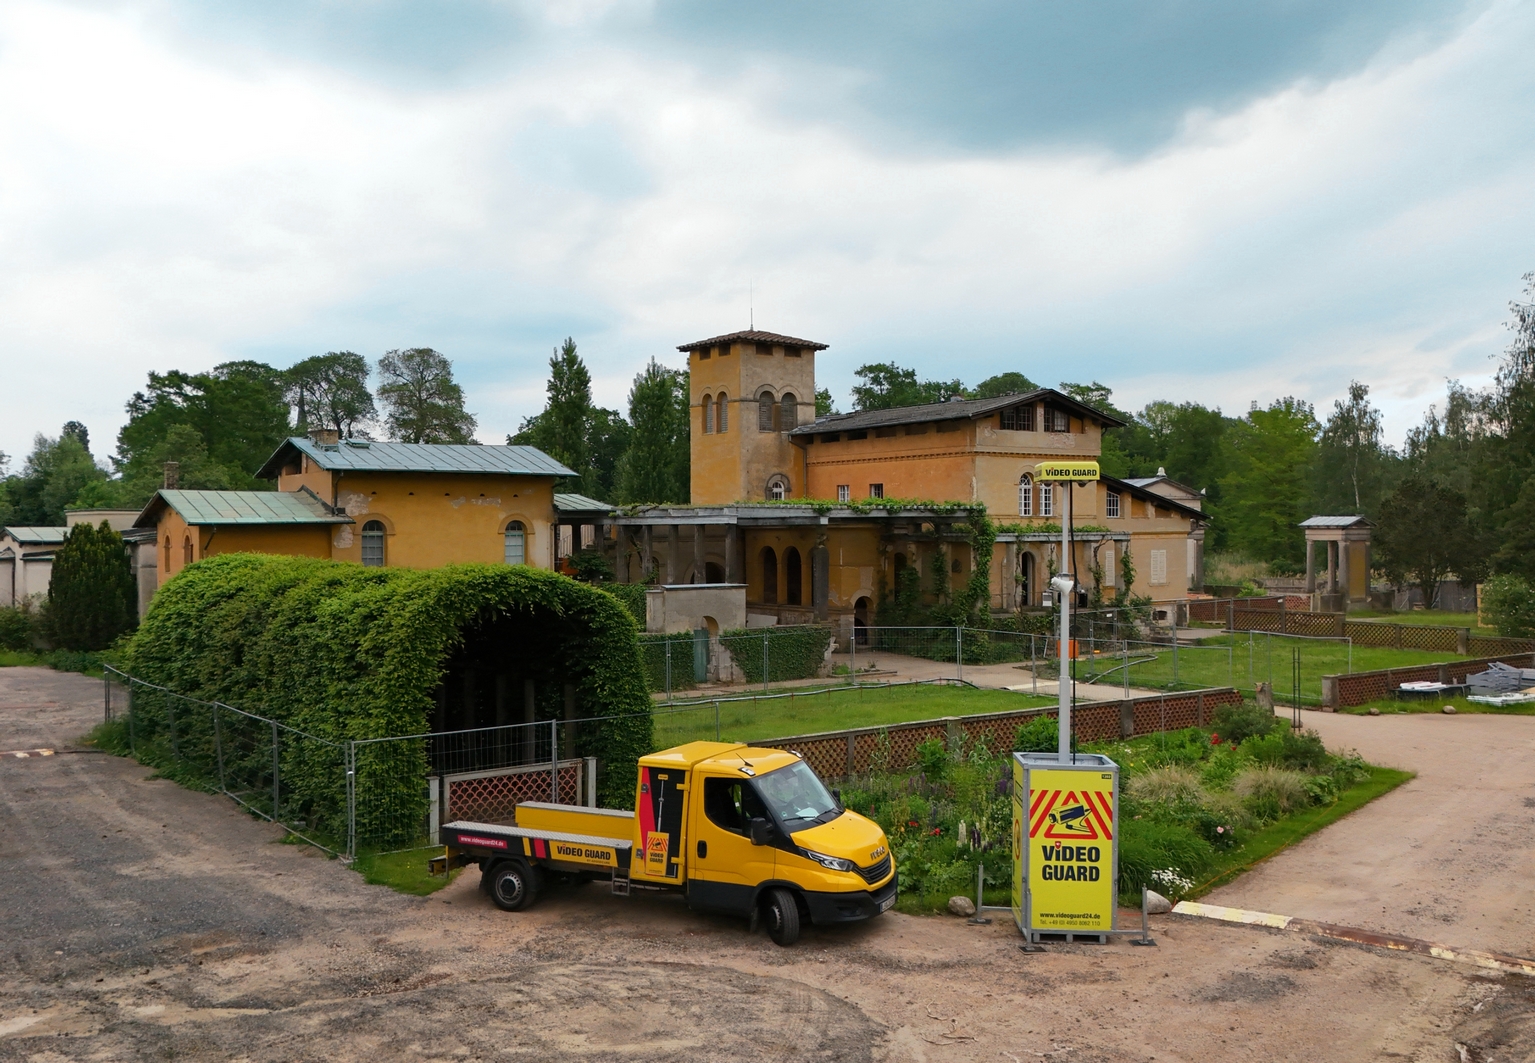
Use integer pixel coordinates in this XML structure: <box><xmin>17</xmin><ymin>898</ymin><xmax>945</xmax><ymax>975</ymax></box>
<box><xmin>763</xmin><ymin>888</ymin><xmax>801</xmax><ymax>947</ymax></box>
<box><xmin>487</xmin><ymin>860</ymin><xmax>540</xmax><ymax>912</ymax></box>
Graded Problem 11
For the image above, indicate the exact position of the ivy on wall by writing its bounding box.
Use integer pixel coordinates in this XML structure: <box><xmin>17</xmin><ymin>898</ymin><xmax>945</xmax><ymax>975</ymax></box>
<box><xmin>122</xmin><ymin>554</ymin><xmax>655</xmax><ymax>841</ymax></box>
<box><xmin>722</xmin><ymin>625</ymin><xmax>834</xmax><ymax>684</ymax></box>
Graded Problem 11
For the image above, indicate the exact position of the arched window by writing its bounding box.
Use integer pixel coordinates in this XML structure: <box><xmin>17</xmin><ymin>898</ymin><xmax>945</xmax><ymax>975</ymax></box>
<box><xmin>784</xmin><ymin>547</ymin><xmax>803</xmax><ymax>605</ymax></box>
<box><xmin>183</xmin><ymin>536</ymin><xmax>194</xmax><ymax>565</ymax></box>
<box><xmin>779</xmin><ymin>392</ymin><xmax>797</xmax><ymax>431</ymax></box>
<box><xmin>758</xmin><ymin>391</ymin><xmax>776</xmax><ymax>432</ymax></box>
<box><xmin>760</xmin><ymin>547</ymin><xmax>778</xmax><ymax>604</ymax></box>
<box><xmin>717</xmin><ymin>392</ymin><xmax>728</xmax><ymax>433</ymax></box>
<box><xmin>1040</xmin><ymin>482</ymin><xmax>1054</xmax><ymax>517</ymax></box>
<box><xmin>766</xmin><ymin>474</ymin><xmax>790</xmax><ymax>501</ymax></box>
<box><xmin>504</xmin><ymin>520</ymin><xmax>526</xmax><ymax>566</ymax></box>
<box><xmin>703</xmin><ymin>394</ymin><xmax>715</xmax><ymax>434</ymax></box>
<box><xmin>1018</xmin><ymin>474</ymin><xmax>1033</xmax><ymax>517</ymax></box>
<box><xmin>361</xmin><ymin>520</ymin><xmax>386</xmax><ymax>567</ymax></box>
<box><xmin>163</xmin><ymin>535</ymin><xmax>171</xmax><ymax>571</ymax></box>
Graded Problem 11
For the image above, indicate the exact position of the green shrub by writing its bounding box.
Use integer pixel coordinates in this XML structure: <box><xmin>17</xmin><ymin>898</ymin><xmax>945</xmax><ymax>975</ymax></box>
<box><xmin>1480</xmin><ymin>574</ymin><xmax>1535</xmax><ymax>638</ymax></box>
<box><xmin>1243</xmin><ymin>725</ymin><xmax>1328</xmax><ymax>771</ymax></box>
<box><xmin>1141</xmin><ymin>728</ymin><xmax>1208</xmax><ymax>769</ymax></box>
<box><xmin>1212</xmin><ymin>700</ymin><xmax>1278</xmax><ymax>745</ymax></box>
<box><xmin>1234</xmin><ymin>766</ymin><xmax>1312</xmax><ymax>820</ymax></box>
<box><xmin>120</xmin><ymin>554</ymin><xmax>654</xmax><ymax>840</ymax></box>
<box><xmin>1199</xmin><ymin>744</ymin><xmax>1248</xmax><ymax>790</ymax></box>
<box><xmin>568</xmin><ymin>549</ymin><xmax>614</xmax><ymax>583</ymax></box>
<box><xmin>916</xmin><ymin>738</ymin><xmax>948</xmax><ymax>782</ymax></box>
<box><xmin>1014</xmin><ymin>713</ymin><xmax>1072</xmax><ymax>753</ymax></box>
<box><xmin>636</xmin><ymin>631</ymin><xmax>699</xmax><ymax>693</ymax></box>
<box><xmin>722</xmin><ymin>625</ymin><xmax>832</xmax><ymax>684</ymax></box>
<box><xmin>1118</xmin><ymin>819</ymin><xmax>1213</xmax><ymax>898</ymax></box>
<box><xmin>48</xmin><ymin>522</ymin><xmax>137</xmax><ymax>651</ymax></box>
<box><xmin>0</xmin><ymin>605</ymin><xmax>34</xmax><ymax>651</ymax></box>
<box><xmin>1190</xmin><ymin>791</ymin><xmax>1253</xmax><ymax>849</ymax></box>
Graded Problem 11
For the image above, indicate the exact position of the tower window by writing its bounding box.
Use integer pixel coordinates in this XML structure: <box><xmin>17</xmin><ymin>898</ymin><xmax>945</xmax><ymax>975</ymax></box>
<box><xmin>755</xmin><ymin>343</ymin><xmax>772</xmax><ymax>356</ymax></box>
<box><xmin>703</xmin><ymin>394</ymin><xmax>715</xmax><ymax>434</ymax></box>
<box><xmin>717</xmin><ymin>392</ymin><xmax>728</xmax><ymax>433</ymax></box>
<box><xmin>779</xmin><ymin>392</ymin><xmax>797</xmax><ymax>431</ymax></box>
<box><xmin>758</xmin><ymin>392</ymin><xmax>776</xmax><ymax>432</ymax></box>
<box><xmin>361</xmin><ymin>520</ymin><xmax>386</xmax><ymax>567</ymax></box>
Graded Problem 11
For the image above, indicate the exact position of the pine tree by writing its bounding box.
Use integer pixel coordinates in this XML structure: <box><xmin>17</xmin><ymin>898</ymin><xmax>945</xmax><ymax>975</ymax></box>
<box><xmin>616</xmin><ymin>360</ymin><xmax>690</xmax><ymax>503</ymax></box>
<box><xmin>48</xmin><ymin>521</ymin><xmax>136</xmax><ymax>651</ymax></box>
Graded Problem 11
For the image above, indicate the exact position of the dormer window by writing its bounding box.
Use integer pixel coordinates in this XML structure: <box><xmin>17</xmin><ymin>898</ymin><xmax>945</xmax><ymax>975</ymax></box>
<box><xmin>1044</xmin><ymin>407</ymin><xmax>1069</xmax><ymax>433</ymax></box>
<box><xmin>1000</xmin><ymin>406</ymin><xmax>1035</xmax><ymax>431</ymax></box>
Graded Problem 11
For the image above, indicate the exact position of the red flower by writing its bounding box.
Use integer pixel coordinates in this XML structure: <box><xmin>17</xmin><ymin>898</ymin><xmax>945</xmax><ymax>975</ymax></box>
<box><xmin>931</xmin><ymin>827</ymin><xmax>942</xmax><ymax>836</ymax></box>
<box><xmin>1210</xmin><ymin>733</ymin><xmax>1222</xmax><ymax>745</ymax></box>
<box><xmin>907</xmin><ymin>820</ymin><xmax>920</xmax><ymax>828</ymax></box>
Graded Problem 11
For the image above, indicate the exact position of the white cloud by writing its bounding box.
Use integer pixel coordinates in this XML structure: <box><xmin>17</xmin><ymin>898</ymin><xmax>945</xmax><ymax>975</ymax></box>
<box><xmin>1</xmin><ymin>0</ymin><xmax>1532</xmax><ymax>466</ymax></box>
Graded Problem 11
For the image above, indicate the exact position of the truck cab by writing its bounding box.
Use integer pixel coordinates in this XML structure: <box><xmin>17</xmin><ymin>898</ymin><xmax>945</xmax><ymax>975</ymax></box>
<box><xmin>435</xmin><ymin>741</ymin><xmax>897</xmax><ymax>946</ymax></box>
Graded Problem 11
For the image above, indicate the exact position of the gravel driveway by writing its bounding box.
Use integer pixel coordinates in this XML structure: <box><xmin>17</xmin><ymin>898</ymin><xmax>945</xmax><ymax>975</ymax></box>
<box><xmin>2</xmin><ymin>666</ymin><xmax>1530</xmax><ymax>1062</ymax></box>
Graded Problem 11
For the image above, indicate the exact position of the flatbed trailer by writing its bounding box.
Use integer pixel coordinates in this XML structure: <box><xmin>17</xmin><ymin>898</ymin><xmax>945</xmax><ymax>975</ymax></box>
<box><xmin>430</xmin><ymin>741</ymin><xmax>897</xmax><ymax>946</ymax></box>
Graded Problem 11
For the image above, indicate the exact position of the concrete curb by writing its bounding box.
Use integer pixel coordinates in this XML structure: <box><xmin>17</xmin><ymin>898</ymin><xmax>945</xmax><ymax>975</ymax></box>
<box><xmin>1171</xmin><ymin>901</ymin><xmax>1535</xmax><ymax>978</ymax></box>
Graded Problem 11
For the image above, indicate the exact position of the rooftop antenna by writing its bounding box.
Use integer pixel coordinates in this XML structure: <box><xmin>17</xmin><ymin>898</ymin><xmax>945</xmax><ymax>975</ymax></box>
<box><xmin>750</xmin><ymin>279</ymin><xmax>754</xmax><ymax>330</ymax></box>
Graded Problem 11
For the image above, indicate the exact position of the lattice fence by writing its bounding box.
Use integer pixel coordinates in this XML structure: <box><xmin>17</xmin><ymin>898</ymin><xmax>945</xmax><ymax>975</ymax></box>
<box><xmin>1326</xmin><ymin>652</ymin><xmax>1535</xmax><ymax>708</ymax></box>
<box><xmin>445</xmin><ymin>761</ymin><xmax>586</xmax><ymax>824</ymax></box>
<box><xmin>749</xmin><ymin>687</ymin><xmax>1243</xmax><ymax>778</ymax></box>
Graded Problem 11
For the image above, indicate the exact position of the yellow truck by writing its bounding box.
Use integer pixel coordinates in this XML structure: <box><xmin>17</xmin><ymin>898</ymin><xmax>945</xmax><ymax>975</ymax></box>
<box><xmin>431</xmin><ymin>741</ymin><xmax>897</xmax><ymax>946</ymax></box>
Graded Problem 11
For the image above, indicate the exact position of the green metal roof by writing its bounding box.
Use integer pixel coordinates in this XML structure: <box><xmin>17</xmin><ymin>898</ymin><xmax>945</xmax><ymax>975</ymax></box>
<box><xmin>135</xmin><ymin>490</ymin><xmax>354</xmax><ymax>528</ymax></box>
<box><xmin>554</xmin><ymin>493</ymin><xmax>613</xmax><ymax>513</ymax></box>
<box><xmin>257</xmin><ymin>437</ymin><xmax>576</xmax><ymax>479</ymax></box>
<box><xmin>3</xmin><ymin>526</ymin><xmax>69</xmax><ymax>544</ymax></box>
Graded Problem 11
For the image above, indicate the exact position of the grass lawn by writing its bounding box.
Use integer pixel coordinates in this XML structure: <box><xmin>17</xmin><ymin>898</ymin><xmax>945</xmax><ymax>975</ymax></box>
<box><xmin>1341</xmin><ymin>694</ymin><xmax>1535</xmax><ymax>716</ymax></box>
<box><xmin>0</xmin><ymin>648</ymin><xmax>106</xmax><ymax>677</ymax></box>
<box><xmin>353</xmin><ymin>846</ymin><xmax>465</xmax><ymax>896</ymax></box>
<box><xmin>653</xmin><ymin>682</ymin><xmax>1058</xmax><ymax>747</ymax></box>
<box><xmin>1186</xmin><ymin>766</ymin><xmax>1414</xmax><ymax>898</ymax></box>
<box><xmin>1073</xmin><ymin>633</ymin><xmax>1466</xmax><ymax>705</ymax></box>
<box><xmin>0</xmin><ymin>650</ymin><xmax>43</xmax><ymax>667</ymax></box>
<box><xmin>1345</xmin><ymin>610</ymin><xmax>1492</xmax><ymax>633</ymax></box>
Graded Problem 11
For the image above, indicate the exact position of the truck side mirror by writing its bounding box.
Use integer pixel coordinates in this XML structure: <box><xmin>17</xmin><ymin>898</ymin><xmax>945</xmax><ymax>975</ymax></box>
<box><xmin>831</xmin><ymin>789</ymin><xmax>842</xmax><ymax>808</ymax></box>
<box><xmin>748</xmin><ymin>817</ymin><xmax>774</xmax><ymax>846</ymax></box>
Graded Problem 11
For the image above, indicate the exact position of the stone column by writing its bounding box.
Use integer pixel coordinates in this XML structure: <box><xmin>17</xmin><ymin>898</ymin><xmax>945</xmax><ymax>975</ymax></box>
<box><xmin>666</xmin><ymin>524</ymin><xmax>678</xmax><ymax>584</ymax></box>
<box><xmin>725</xmin><ymin>524</ymin><xmax>738</xmax><ymax>583</ymax></box>
<box><xmin>1339</xmin><ymin>537</ymin><xmax>1351</xmax><ymax>606</ymax></box>
<box><xmin>1305</xmin><ymin>538</ymin><xmax>1316</xmax><ymax>594</ymax></box>
<box><xmin>693</xmin><ymin>524</ymin><xmax>705</xmax><ymax>584</ymax></box>
<box><xmin>1003</xmin><ymin>542</ymin><xmax>1017</xmax><ymax>610</ymax></box>
<box><xmin>1328</xmin><ymin>540</ymin><xmax>1339</xmax><ymax>593</ymax></box>
<box><xmin>812</xmin><ymin>540</ymin><xmax>830</xmax><ymax>621</ymax></box>
<box><xmin>641</xmin><ymin>525</ymin><xmax>653</xmax><ymax>580</ymax></box>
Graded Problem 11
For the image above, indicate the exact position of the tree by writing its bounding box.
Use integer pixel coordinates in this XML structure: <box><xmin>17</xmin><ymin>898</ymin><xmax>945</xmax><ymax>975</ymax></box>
<box><xmin>1313</xmin><ymin>381</ymin><xmax>1394</xmax><ymax>515</ymax></box>
<box><xmin>511</xmin><ymin>338</ymin><xmax>631</xmax><ymax>498</ymax></box>
<box><xmin>1059</xmin><ymin>381</ymin><xmax>1134</xmax><ymax>478</ymax></box>
<box><xmin>285</xmin><ymin>352</ymin><xmax>375</xmax><ymax>438</ymax></box>
<box><xmin>850</xmin><ymin>362</ymin><xmax>964</xmax><ymax>410</ymax></box>
<box><xmin>48</xmin><ymin>521</ymin><xmax>136</xmax><ymax>650</ymax></box>
<box><xmin>376</xmin><ymin>348</ymin><xmax>478</xmax><ymax>443</ymax></box>
<box><xmin>74</xmin><ymin>424</ymin><xmax>234</xmax><ymax>511</ymax></box>
<box><xmin>815</xmin><ymin>387</ymin><xmax>837</xmax><ymax>417</ymax></box>
<box><xmin>616</xmin><ymin>360</ymin><xmax>689</xmax><ymax>504</ymax></box>
<box><xmin>970</xmin><ymin>371</ymin><xmax>1038</xmax><ymax>399</ymax></box>
<box><xmin>0</xmin><ymin>430</ymin><xmax>107</xmax><ymax>526</ymax></box>
<box><xmin>1375</xmin><ymin>476</ymin><xmax>1481</xmax><ymax>607</ymax></box>
<box><xmin>1218</xmin><ymin>398</ymin><xmax>1319</xmax><ymax>564</ymax></box>
<box><xmin>117</xmin><ymin>362</ymin><xmax>291</xmax><ymax>485</ymax></box>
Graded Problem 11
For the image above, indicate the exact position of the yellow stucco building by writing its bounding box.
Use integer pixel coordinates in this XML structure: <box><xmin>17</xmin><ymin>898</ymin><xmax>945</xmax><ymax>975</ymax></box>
<box><xmin>611</xmin><ymin>329</ymin><xmax>1205</xmax><ymax>630</ymax></box>
<box><xmin>136</xmin><ymin>435</ymin><xmax>577</xmax><ymax>588</ymax></box>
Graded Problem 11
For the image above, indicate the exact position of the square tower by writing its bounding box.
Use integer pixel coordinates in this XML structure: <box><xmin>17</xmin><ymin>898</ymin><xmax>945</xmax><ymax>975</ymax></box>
<box><xmin>680</xmin><ymin>330</ymin><xmax>827</xmax><ymax>504</ymax></box>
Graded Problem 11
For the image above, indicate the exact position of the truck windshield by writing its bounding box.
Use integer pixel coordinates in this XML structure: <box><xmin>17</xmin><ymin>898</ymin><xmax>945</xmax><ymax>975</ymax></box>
<box><xmin>755</xmin><ymin>760</ymin><xmax>840</xmax><ymax>829</ymax></box>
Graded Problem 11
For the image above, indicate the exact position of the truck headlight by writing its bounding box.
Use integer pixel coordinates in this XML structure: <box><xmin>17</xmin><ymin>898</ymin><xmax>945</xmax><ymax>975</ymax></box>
<box><xmin>801</xmin><ymin>848</ymin><xmax>856</xmax><ymax>873</ymax></box>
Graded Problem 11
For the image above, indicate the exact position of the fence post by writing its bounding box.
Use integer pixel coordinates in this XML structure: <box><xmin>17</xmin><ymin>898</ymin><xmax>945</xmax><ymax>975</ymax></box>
<box><xmin>127</xmin><ymin>679</ymin><xmax>136</xmax><ymax>754</ymax></box>
<box><xmin>1031</xmin><ymin>636</ymin><xmax>1038</xmax><ymax>695</ymax></box>
<box><xmin>851</xmin><ymin>627</ymin><xmax>857</xmax><ymax>689</ymax></box>
<box><xmin>1171</xmin><ymin>615</ymin><xmax>1179</xmax><ymax>689</ymax></box>
<box><xmin>1123</xmin><ymin>641</ymin><xmax>1129</xmax><ymax>698</ymax></box>
<box><xmin>1227</xmin><ymin>598</ymin><xmax>1235</xmax><ymax>632</ymax></box>
<box><xmin>665</xmin><ymin>640</ymin><xmax>672</xmax><ymax>701</ymax></box>
<box><xmin>763</xmin><ymin>634</ymin><xmax>770</xmax><ymax>693</ymax></box>
<box><xmin>956</xmin><ymin>627</ymin><xmax>963</xmax><ymax>684</ymax></box>
<box><xmin>213</xmin><ymin>703</ymin><xmax>226</xmax><ymax>793</ymax></box>
<box><xmin>271</xmin><ymin>721</ymin><xmax>281</xmax><ymax>821</ymax></box>
<box><xmin>550</xmin><ymin>719</ymin><xmax>559</xmax><ymax>803</ymax></box>
<box><xmin>103</xmin><ymin>672</ymin><xmax>110</xmax><ymax>723</ymax></box>
<box><xmin>346</xmin><ymin>741</ymin><xmax>356</xmax><ymax>862</ymax></box>
<box><xmin>715</xmin><ymin>700</ymin><xmax>721</xmax><ymax>742</ymax></box>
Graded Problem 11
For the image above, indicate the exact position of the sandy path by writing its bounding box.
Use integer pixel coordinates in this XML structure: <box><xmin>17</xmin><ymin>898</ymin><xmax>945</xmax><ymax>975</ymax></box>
<box><xmin>2</xmin><ymin>666</ymin><xmax>1530</xmax><ymax>1062</ymax></box>
<box><xmin>1206</xmin><ymin>708</ymin><xmax>1535</xmax><ymax>957</ymax></box>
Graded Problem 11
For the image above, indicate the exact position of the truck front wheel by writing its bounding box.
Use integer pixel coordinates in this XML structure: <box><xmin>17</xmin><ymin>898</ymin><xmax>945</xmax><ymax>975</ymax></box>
<box><xmin>763</xmin><ymin>888</ymin><xmax>801</xmax><ymax>947</ymax></box>
<box><xmin>487</xmin><ymin>861</ymin><xmax>540</xmax><ymax>912</ymax></box>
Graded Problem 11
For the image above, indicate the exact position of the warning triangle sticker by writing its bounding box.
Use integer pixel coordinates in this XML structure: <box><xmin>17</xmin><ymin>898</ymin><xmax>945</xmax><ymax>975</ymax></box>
<box><xmin>1042</xmin><ymin>790</ymin><xmax>1099</xmax><ymax>839</ymax></box>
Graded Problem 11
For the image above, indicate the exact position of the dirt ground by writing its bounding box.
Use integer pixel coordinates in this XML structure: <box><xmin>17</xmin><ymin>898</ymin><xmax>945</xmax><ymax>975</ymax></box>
<box><xmin>2</xmin><ymin>666</ymin><xmax>1531</xmax><ymax>1062</ymax></box>
<box><xmin>1208</xmin><ymin>708</ymin><xmax>1535</xmax><ymax>957</ymax></box>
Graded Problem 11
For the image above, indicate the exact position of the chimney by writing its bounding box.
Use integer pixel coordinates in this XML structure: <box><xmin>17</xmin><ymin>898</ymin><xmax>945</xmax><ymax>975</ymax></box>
<box><xmin>163</xmin><ymin>461</ymin><xmax>179</xmax><ymax>490</ymax></box>
<box><xmin>309</xmin><ymin>428</ymin><xmax>340</xmax><ymax>446</ymax></box>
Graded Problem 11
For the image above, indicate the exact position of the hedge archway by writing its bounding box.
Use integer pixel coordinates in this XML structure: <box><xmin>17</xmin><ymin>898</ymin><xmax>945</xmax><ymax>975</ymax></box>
<box><xmin>122</xmin><ymin>554</ymin><xmax>653</xmax><ymax>845</ymax></box>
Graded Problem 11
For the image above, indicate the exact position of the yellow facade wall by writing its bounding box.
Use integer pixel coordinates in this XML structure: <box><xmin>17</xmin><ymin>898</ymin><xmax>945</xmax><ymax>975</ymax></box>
<box><xmin>690</xmin><ymin>342</ymin><xmax>816</xmax><ymax>504</ymax></box>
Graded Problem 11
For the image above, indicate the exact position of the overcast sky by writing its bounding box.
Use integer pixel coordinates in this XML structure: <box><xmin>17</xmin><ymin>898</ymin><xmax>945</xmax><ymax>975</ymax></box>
<box><xmin>3</xmin><ymin>0</ymin><xmax>1533</xmax><ymax>467</ymax></box>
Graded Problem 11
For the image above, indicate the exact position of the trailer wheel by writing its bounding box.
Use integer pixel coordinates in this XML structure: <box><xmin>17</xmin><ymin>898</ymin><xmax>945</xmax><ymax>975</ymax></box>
<box><xmin>763</xmin><ymin>888</ymin><xmax>801</xmax><ymax>947</ymax></box>
<box><xmin>487</xmin><ymin>861</ymin><xmax>539</xmax><ymax>912</ymax></box>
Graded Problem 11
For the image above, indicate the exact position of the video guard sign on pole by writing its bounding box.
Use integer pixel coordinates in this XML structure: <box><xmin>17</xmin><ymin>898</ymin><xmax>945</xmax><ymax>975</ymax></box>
<box><xmin>1011</xmin><ymin>751</ymin><xmax>1119</xmax><ymax>941</ymax></box>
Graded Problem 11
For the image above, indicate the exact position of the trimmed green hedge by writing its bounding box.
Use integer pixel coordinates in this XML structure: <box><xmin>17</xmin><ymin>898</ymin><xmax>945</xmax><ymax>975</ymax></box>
<box><xmin>122</xmin><ymin>554</ymin><xmax>654</xmax><ymax>844</ymax></box>
<box><xmin>722</xmin><ymin>625</ymin><xmax>833</xmax><ymax>684</ymax></box>
<box><xmin>637</xmin><ymin>630</ymin><xmax>700</xmax><ymax>693</ymax></box>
